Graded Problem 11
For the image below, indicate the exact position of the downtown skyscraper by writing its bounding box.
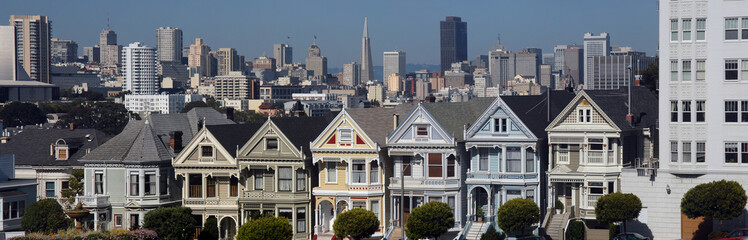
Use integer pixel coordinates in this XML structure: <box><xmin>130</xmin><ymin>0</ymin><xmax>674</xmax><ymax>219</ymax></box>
<box><xmin>360</xmin><ymin>18</ymin><xmax>374</xmax><ymax>83</ymax></box>
<box><xmin>10</xmin><ymin>15</ymin><xmax>50</xmax><ymax>83</ymax></box>
<box><xmin>156</xmin><ymin>27</ymin><xmax>183</xmax><ymax>63</ymax></box>
<box><xmin>383</xmin><ymin>50</ymin><xmax>406</xmax><ymax>88</ymax></box>
<box><xmin>440</xmin><ymin>16</ymin><xmax>467</xmax><ymax>73</ymax></box>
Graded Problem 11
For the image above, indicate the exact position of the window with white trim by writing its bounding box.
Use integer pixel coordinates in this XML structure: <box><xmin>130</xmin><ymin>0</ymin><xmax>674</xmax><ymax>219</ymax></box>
<box><xmin>671</xmin><ymin>60</ymin><xmax>678</xmax><ymax>81</ymax></box>
<box><xmin>578</xmin><ymin>108</ymin><xmax>592</xmax><ymax>123</ymax></box>
<box><xmin>671</xmin><ymin>101</ymin><xmax>679</xmax><ymax>122</ymax></box>
<box><xmin>526</xmin><ymin>148</ymin><xmax>535</xmax><ymax>173</ymax></box>
<box><xmin>726</xmin><ymin>18</ymin><xmax>739</xmax><ymax>40</ymax></box>
<box><xmin>352</xmin><ymin>160</ymin><xmax>366</xmax><ymax>183</ymax></box>
<box><xmin>671</xmin><ymin>19</ymin><xmax>679</xmax><ymax>41</ymax></box>
<box><xmin>743</xmin><ymin>60</ymin><xmax>748</xmax><ymax>80</ymax></box>
<box><xmin>130</xmin><ymin>173</ymin><xmax>139</xmax><ymax>196</ymax></box>
<box><xmin>95</xmin><ymin>171</ymin><xmax>104</xmax><ymax>194</ymax></box>
<box><xmin>726</xmin><ymin>60</ymin><xmax>738</xmax><ymax>81</ymax></box>
<box><xmin>696</xmin><ymin>100</ymin><xmax>706</xmax><ymax>122</ymax></box>
<box><xmin>696</xmin><ymin>60</ymin><xmax>705</xmax><ymax>81</ymax></box>
<box><xmin>415</xmin><ymin>125</ymin><xmax>428</xmax><ymax>137</ymax></box>
<box><xmin>339</xmin><ymin>129</ymin><xmax>352</xmax><ymax>144</ymax></box>
<box><xmin>296</xmin><ymin>208</ymin><xmax>306</xmax><ymax>233</ymax></box>
<box><xmin>369</xmin><ymin>161</ymin><xmax>379</xmax><ymax>183</ymax></box>
<box><xmin>725</xmin><ymin>101</ymin><xmax>739</xmax><ymax>122</ymax></box>
<box><xmin>478</xmin><ymin>148</ymin><xmax>489</xmax><ymax>171</ymax></box>
<box><xmin>682</xmin><ymin>101</ymin><xmax>692</xmax><ymax>122</ymax></box>
<box><xmin>266</xmin><ymin>138</ymin><xmax>278</xmax><ymax>150</ymax></box>
<box><xmin>278</xmin><ymin>167</ymin><xmax>292</xmax><ymax>192</ymax></box>
<box><xmin>326</xmin><ymin>162</ymin><xmax>337</xmax><ymax>183</ymax></box>
<box><xmin>725</xmin><ymin>142</ymin><xmax>740</xmax><ymax>163</ymax></box>
<box><xmin>683</xmin><ymin>19</ymin><xmax>692</xmax><ymax>41</ymax></box>
<box><xmin>370</xmin><ymin>200</ymin><xmax>380</xmax><ymax>220</ymax></box>
<box><xmin>683</xmin><ymin>142</ymin><xmax>692</xmax><ymax>163</ymax></box>
<box><xmin>671</xmin><ymin>141</ymin><xmax>679</xmax><ymax>162</ymax></box>
<box><xmin>682</xmin><ymin>60</ymin><xmax>692</xmax><ymax>81</ymax></box>
<box><xmin>296</xmin><ymin>170</ymin><xmax>306</xmax><ymax>191</ymax></box>
<box><xmin>696</xmin><ymin>142</ymin><xmax>706</xmax><ymax>163</ymax></box>
<box><xmin>696</xmin><ymin>19</ymin><xmax>706</xmax><ymax>41</ymax></box>
<box><xmin>493</xmin><ymin>118</ymin><xmax>508</xmax><ymax>133</ymax></box>
<box><xmin>254</xmin><ymin>170</ymin><xmax>264</xmax><ymax>190</ymax></box>
<box><xmin>557</xmin><ymin>144</ymin><xmax>569</xmax><ymax>164</ymax></box>
<box><xmin>506</xmin><ymin>147</ymin><xmax>521</xmax><ymax>173</ymax></box>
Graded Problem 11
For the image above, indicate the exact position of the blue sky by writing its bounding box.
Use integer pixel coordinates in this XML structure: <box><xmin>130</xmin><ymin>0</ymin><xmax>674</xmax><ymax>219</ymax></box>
<box><xmin>3</xmin><ymin>0</ymin><xmax>659</xmax><ymax>68</ymax></box>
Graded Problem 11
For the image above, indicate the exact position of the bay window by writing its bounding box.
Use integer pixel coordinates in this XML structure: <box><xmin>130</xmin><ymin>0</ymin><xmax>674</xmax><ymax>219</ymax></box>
<box><xmin>506</xmin><ymin>147</ymin><xmax>521</xmax><ymax>172</ymax></box>
<box><xmin>278</xmin><ymin>167</ymin><xmax>293</xmax><ymax>191</ymax></box>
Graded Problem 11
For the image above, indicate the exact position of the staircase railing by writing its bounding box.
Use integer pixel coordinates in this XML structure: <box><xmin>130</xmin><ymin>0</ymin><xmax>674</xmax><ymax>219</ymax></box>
<box><xmin>456</xmin><ymin>220</ymin><xmax>473</xmax><ymax>240</ymax></box>
<box><xmin>383</xmin><ymin>225</ymin><xmax>395</xmax><ymax>240</ymax></box>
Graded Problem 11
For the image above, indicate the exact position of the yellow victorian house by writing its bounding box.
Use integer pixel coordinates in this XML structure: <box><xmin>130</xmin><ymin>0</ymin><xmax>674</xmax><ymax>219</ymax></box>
<box><xmin>310</xmin><ymin>106</ymin><xmax>412</xmax><ymax>239</ymax></box>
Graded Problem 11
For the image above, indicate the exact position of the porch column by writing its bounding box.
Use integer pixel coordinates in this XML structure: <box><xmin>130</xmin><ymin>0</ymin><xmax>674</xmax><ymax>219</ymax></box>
<box><xmin>467</xmin><ymin>191</ymin><xmax>472</xmax><ymax>220</ymax></box>
<box><xmin>603</xmin><ymin>137</ymin><xmax>609</xmax><ymax>165</ymax></box>
<box><xmin>487</xmin><ymin>189</ymin><xmax>493</xmax><ymax>221</ymax></box>
<box><xmin>548</xmin><ymin>144</ymin><xmax>553</xmax><ymax>170</ymax></box>
<box><xmin>314</xmin><ymin>207</ymin><xmax>319</xmax><ymax>233</ymax></box>
<box><xmin>572</xmin><ymin>184</ymin><xmax>579</xmax><ymax>212</ymax></box>
<box><xmin>93</xmin><ymin>211</ymin><xmax>99</xmax><ymax>231</ymax></box>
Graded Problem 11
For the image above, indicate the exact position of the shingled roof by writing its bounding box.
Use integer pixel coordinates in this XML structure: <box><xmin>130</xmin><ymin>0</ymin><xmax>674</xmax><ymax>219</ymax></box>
<box><xmin>584</xmin><ymin>87</ymin><xmax>658</xmax><ymax>131</ymax></box>
<box><xmin>0</xmin><ymin>128</ymin><xmax>110</xmax><ymax>167</ymax></box>
<box><xmin>346</xmin><ymin>104</ymin><xmax>416</xmax><ymax>145</ymax></box>
<box><xmin>270</xmin><ymin>115</ymin><xmax>335</xmax><ymax>156</ymax></box>
<box><xmin>205</xmin><ymin>122</ymin><xmax>266</xmax><ymax>158</ymax></box>
<box><xmin>502</xmin><ymin>90</ymin><xmax>577</xmax><ymax>139</ymax></box>
<box><xmin>422</xmin><ymin>98</ymin><xmax>495</xmax><ymax>141</ymax></box>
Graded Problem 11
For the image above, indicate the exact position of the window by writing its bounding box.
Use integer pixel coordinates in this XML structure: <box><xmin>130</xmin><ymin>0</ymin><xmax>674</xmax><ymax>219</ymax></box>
<box><xmin>95</xmin><ymin>171</ymin><xmax>104</xmax><ymax>194</ymax></box>
<box><xmin>416</xmin><ymin>126</ymin><xmax>428</xmax><ymax>137</ymax></box>
<box><xmin>326</xmin><ymin>162</ymin><xmax>336</xmax><ymax>183</ymax></box>
<box><xmin>144</xmin><ymin>172</ymin><xmax>156</xmax><ymax>196</ymax></box>
<box><xmin>697</xmin><ymin>142</ymin><xmax>706</xmax><ymax>163</ymax></box>
<box><xmin>682</xmin><ymin>60</ymin><xmax>692</xmax><ymax>81</ymax></box>
<box><xmin>589</xmin><ymin>182</ymin><xmax>604</xmax><ymax>195</ymax></box>
<box><xmin>352</xmin><ymin>201</ymin><xmax>366</xmax><ymax>209</ymax></box>
<box><xmin>671</xmin><ymin>60</ymin><xmax>678</xmax><ymax>81</ymax></box>
<box><xmin>682</xmin><ymin>19</ymin><xmax>692</xmax><ymax>41</ymax></box>
<box><xmin>114</xmin><ymin>214</ymin><xmax>123</xmax><ymax>228</ymax></box>
<box><xmin>266</xmin><ymin>138</ymin><xmax>278</xmax><ymax>150</ymax></box>
<box><xmin>279</xmin><ymin>208</ymin><xmax>293</xmax><ymax>226</ymax></box>
<box><xmin>230</xmin><ymin>177</ymin><xmax>238</xmax><ymax>197</ymax></box>
<box><xmin>2</xmin><ymin>202</ymin><xmax>7</xmax><ymax>219</ymax></box>
<box><xmin>726</xmin><ymin>18</ymin><xmax>739</xmax><ymax>40</ymax></box>
<box><xmin>743</xmin><ymin>143</ymin><xmax>748</xmax><ymax>163</ymax></box>
<box><xmin>130</xmin><ymin>173</ymin><xmax>140</xmax><ymax>196</ymax></box>
<box><xmin>726</xmin><ymin>101</ymin><xmax>738</xmax><ymax>122</ymax></box>
<box><xmin>671</xmin><ymin>101</ymin><xmax>679</xmax><ymax>122</ymax></box>
<box><xmin>2</xmin><ymin>201</ymin><xmax>23</xmax><ymax>220</ymax></box>
<box><xmin>57</xmin><ymin>147</ymin><xmax>68</xmax><ymax>160</ymax></box>
<box><xmin>370</xmin><ymin>162</ymin><xmax>379</xmax><ymax>183</ymax></box>
<box><xmin>402</xmin><ymin>157</ymin><xmax>412</xmax><ymax>177</ymax></box>
<box><xmin>578</xmin><ymin>108</ymin><xmax>592</xmax><ymax>123</ymax></box>
<box><xmin>696</xmin><ymin>19</ymin><xmax>706</xmax><ymax>40</ymax></box>
<box><xmin>671</xmin><ymin>19</ymin><xmax>679</xmax><ymax>41</ymax></box>
<box><xmin>507</xmin><ymin>190</ymin><xmax>523</xmax><ymax>201</ymax></box>
<box><xmin>557</xmin><ymin>144</ymin><xmax>570</xmax><ymax>164</ymax></box>
<box><xmin>296</xmin><ymin>170</ymin><xmax>306</xmax><ymax>191</ymax></box>
<box><xmin>447</xmin><ymin>156</ymin><xmax>456</xmax><ymax>178</ymax></box>
<box><xmin>526</xmin><ymin>189</ymin><xmax>535</xmax><ymax>200</ymax></box>
<box><xmin>206</xmin><ymin>177</ymin><xmax>216</xmax><ymax>197</ymax></box>
<box><xmin>726</xmin><ymin>60</ymin><xmax>738</xmax><ymax>81</ymax></box>
<box><xmin>254</xmin><ymin>170</ymin><xmax>264</xmax><ymax>190</ymax></box>
<box><xmin>696</xmin><ymin>60</ymin><xmax>705</xmax><ymax>81</ymax></box>
<box><xmin>744</xmin><ymin>60</ymin><xmax>748</xmax><ymax>81</ymax></box>
<box><xmin>526</xmin><ymin>148</ymin><xmax>535</xmax><ymax>173</ymax></box>
<box><xmin>578</xmin><ymin>109</ymin><xmax>584</xmax><ymax>122</ymax></box>
<box><xmin>478</xmin><ymin>148</ymin><xmax>489</xmax><ymax>171</ymax></box>
<box><xmin>726</xmin><ymin>142</ymin><xmax>739</xmax><ymax>163</ymax></box>
<box><xmin>743</xmin><ymin>101</ymin><xmax>748</xmax><ymax>122</ymax></box>
<box><xmin>507</xmin><ymin>147</ymin><xmax>521</xmax><ymax>172</ymax></box>
<box><xmin>130</xmin><ymin>214</ymin><xmax>140</xmax><ymax>230</ymax></box>
<box><xmin>296</xmin><ymin>208</ymin><xmax>306</xmax><ymax>233</ymax></box>
<box><xmin>352</xmin><ymin>160</ymin><xmax>366</xmax><ymax>183</ymax></box>
<box><xmin>201</xmin><ymin>146</ymin><xmax>213</xmax><ymax>158</ymax></box>
<box><xmin>189</xmin><ymin>174</ymin><xmax>202</xmax><ymax>197</ymax></box>
<box><xmin>671</xmin><ymin>141</ymin><xmax>679</xmax><ymax>162</ymax></box>
<box><xmin>339</xmin><ymin>129</ymin><xmax>352</xmax><ymax>143</ymax></box>
<box><xmin>448</xmin><ymin>196</ymin><xmax>456</xmax><ymax>215</ymax></box>
<box><xmin>278</xmin><ymin>167</ymin><xmax>293</xmax><ymax>191</ymax></box>
<box><xmin>160</xmin><ymin>169</ymin><xmax>168</xmax><ymax>195</ymax></box>
<box><xmin>428</xmin><ymin>153</ymin><xmax>442</xmax><ymax>178</ymax></box>
<box><xmin>494</xmin><ymin>118</ymin><xmax>508</xmax><ymax>133</ymax></box>
<box><xmin>683</xmin><ymin>142</ymin><xmax>692</xmax><ymax>163</ymax></box>
<box><xmin>370</xmin><ymin>200</ymin><xmax>380</xmax><ymax>220</ymax></box>
<box><xmin>744</xmin><ymin>18</ymin><xmax>748</xmax><ymax>39</ymax></box>
<box><xmin>62</xmin><ymin>181</ymin><xmax>69</xmax><ymax>190</ymax></box>
<box><xmin>608</xmin><ymin>181</ymin><xmax>615</xmax><ymax>194</ymax></box>
<box><xmin>696</xmin><ymin>101</ymin><xmax>706</xmax><ymax>122</ymax></box>
<box><xmin>682</xmin><ymin>101</ymin><xmax>692</xmax><ymax>122</ymax></box>
<box><xmin>44</xmin><ymin>181</ymin><xmax>55</xmax><ymax>198</ymax></box>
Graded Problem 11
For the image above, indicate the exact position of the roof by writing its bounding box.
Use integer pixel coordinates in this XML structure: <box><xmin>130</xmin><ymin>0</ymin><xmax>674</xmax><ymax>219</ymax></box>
<box><xmin>502</xmin><ymin>90</ymin><xmax>577</xmax><ymax>138</ymax></box>
<box><xmin>0</xmin><ymin>128</ymin><xmax>111</xmax><ymax>167</ymax></box>
<box><xmin>584</xmin><ymin>86</ymin><xmax>658</xmax><ymax>131</ymax></box>
<box><xmin>345</xmin><ymin>104</ymin><xmax>416</xmax><ymax>145</ymax></box>
<box><xmin>205</xmin><ymin>122</ymin><xmax>266</xmax><ymax>158</ymax></box>
<box><xmin>81</xmin><ymin>107</ymin><xmax>234</xmax><ymax>164</ymax></box>
<box><xmin>270</xmin><ymin>115</ymin><xmax>335</xmax><ymax>156</ymax></box>
<box><xmin>0</xmin><ymin>80</ymin><xmax>56</xmax><ymax>87</ymax></box>
<box><xmin>422</xmin><ymin>98</ymin><xmax>495</xmax><ymax>141</ymax></box>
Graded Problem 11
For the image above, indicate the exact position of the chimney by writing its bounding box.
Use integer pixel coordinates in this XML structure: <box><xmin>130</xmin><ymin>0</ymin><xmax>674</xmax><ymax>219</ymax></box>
<box><xmin>393</xmin><ymin>114</ymin><xmax>399</xmax><ymax>131</ymax></box>
<box><xmin>169</xmin><ymin>131</ymin><xmax>183</xmax><ymax>153</ymax></box>
<box><xmin>226</xmin><ymin>107</ymin><xmax>235</xmax><ymax>120</ymax></box>
<box><xmin>69</xmin><ymin>123</ymin><xmax>75</xmax><ymax>131</ymax></box>
<box><xmin>634</xmin><ymin>74</ymin><xmax>642</xmax><ymax>87</ymax></box>
<box><xmin>626</xmin><ymin>114</ymin><xmax>634</xmax><ymax>125</ymax></box>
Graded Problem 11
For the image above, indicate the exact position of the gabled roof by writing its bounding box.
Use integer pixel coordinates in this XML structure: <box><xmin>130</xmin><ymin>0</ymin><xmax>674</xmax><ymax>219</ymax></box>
<box><xmin>502</xmin><ymin>91</ymin><xmax>576</xmax><ymax>138</ymax></box>
<box><xmin>583</xmin><ymin>87</ymin><xmax>658</xmax><ymax>131</ymax></box>
<box><xmin>346</xmin><ymin>104</ymin><xmax>415</xmax><ymax>145</ymax></box>
<box><xmin>205</xmin><ymin>122</ymin><xmax>266</xmax><ymax>158</ymax></box>
<box><xmin>0</xmin><ymin>128</ymin><xmax>111</xmax><ymax>167</ymax></box>
<box><xmin>270</xmin><ymin>115</ymin><xmax>335</xmax><ymax>156</ymax></box>
<box><xmin>421</xmin><ymin>98</ymin><xmax>495</xmax><ymax>141</ymax></box>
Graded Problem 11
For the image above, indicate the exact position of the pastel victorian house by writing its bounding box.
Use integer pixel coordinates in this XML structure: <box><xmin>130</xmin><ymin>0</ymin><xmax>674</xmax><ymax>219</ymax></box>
<box><xmin>237</xmin><ymin>117</ymin><xmax>331</xmax><ymax>240</ymax></box>
<box><xmin>173</xmin><ymin>122</ymin><xmax>263</xmax><ymax>240</ymax></box>
<box><xmin>545</xmin><ymin>88</ymin><xmax>657</xmax><ymax>223</ymax></box>
<box><xmin>462</xmin><ymin>93</ymin><xmax>574</xmax><ymax>236</ymax></box>
<box><xmin>386</xmin><ymin>99</ymin><xmax>493</xmax><ymax>238</ymax></box>
<box><xmin>310</xmin><ymin>107</ymin><xmax>412</xmax><ymax>238</ymax></box>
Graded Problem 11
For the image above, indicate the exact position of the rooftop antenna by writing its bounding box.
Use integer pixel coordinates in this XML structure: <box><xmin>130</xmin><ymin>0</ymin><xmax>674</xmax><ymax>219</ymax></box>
<box><xmin>313</xmin><ymin>35</ymin><xmax>317</xmax><ymax>45</ymax></box>
<box><xmin>286</xmin><ymin>36</ymin><xmax>290</xmax><ymax>45</ymax></box>
<box><xmin>497</xmin><ymin>33</ymin><xmax>501</xmax><ymax>44</ymax></box>
<box><xmin>106</xmin><ymin>15</ymin><xmax>110</xmax><ymax>29</ymax></box>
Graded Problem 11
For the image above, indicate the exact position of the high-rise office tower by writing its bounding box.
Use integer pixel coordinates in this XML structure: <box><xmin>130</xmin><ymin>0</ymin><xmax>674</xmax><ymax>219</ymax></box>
<box><xmin>305</xmin><ymin>44</ymin><xmax>327</xmax><ymax>79</ymax></box>
<box><xmin>188</xmin><ymin>38</ymin><xmax>212</xmax><ymax>77</ymax></box>
<box><xmin>156</xmin><ymin>27</ymin><xmax>182</xmax><ymax>63</ymax></box>
<box><xmin>360</xmin><ymin>18</ymin><xmax>374</xmax><ymax>83</ymax></box>
<box><xmin>583</xmin><ymin>32</ymin><xmax>610</xmax><ymax>85</ymax></box>
<box><xmin>10</xmin><ymin>15</ymin><xmax>51</xmax><ymax>83</ymax></box>
<box><xmin>273</xmin><ymin>43</ymin><xmax>292</xmax><ymax>69</ymax></box>
<box><xmin>343</xmin><ymin>62</ymin><xmax>360</xmax><ymax>87</ymax></box>
<box><xmin>562</xmin><ymin>46</ymin><xmax>583</xmax><ymax>88</ymax></box>
<box><xmin>488</xmin><ymin>46</ymin><xmax>538</xmax><ymax>91</ymax></box>
<box><xmin>553</xmin><ymin>45</ymin><xmax>568</xmax><ymax>74</ymax></box>
<box><xmin>440</xmin><ymin>16</ymin><xmax>467</xmax><ymax>72</ymax></box>
<box><xmin>51</xmin><ymin>38</ymin><xmax>78</xmax><ymax>64</ymax></box>
<box><xmin>99</xmin><ymin>27</ymin><xmax>122</xmax><ymax>67</ymax></box>
<box><xmin>0</xmin><ymin>26</ymin><xmax>15</xmax><ymax>80</ymax></box>
<box><xmin>83</xmin><ymin>46</ymin><xmax>100</xmax><ymax>63</ymax></box>
<box><xmin>383</xmin><ymin>50</ymin><xmax>406</xmax><ymax>88</ymax></box>
<box><xmin>216</xmin><ymin>48</ymin><xmax>243</xmax><ymax>76</ymax></box>
<box><xmin>474</xmin><ymin>55</ymin><xmax>489</xmax><ymax>69</ymax></box>
<box><xmin>122</xmin><ymin>42</ymin><xmax>158</xmax><ymax>95</ymax></box>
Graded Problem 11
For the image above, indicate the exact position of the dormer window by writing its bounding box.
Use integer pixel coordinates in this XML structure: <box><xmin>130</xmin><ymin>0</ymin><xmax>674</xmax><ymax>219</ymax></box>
<box><xmin>493</xmin><ymin>118</ymin><xmax>508</xmax><ymax>133</ymax></box>
<box><xmin>338</xmin><ymin>129</ymin><xmax>352</xmax><ymax>146</ymax></box>
<box><xmin>415</xmin><ymin>125</ymin><xmax>428</xmax><ymax>138</ymax></box>
<box><xmin>578</xmin><ymin>108</ymin><xmax>592</xmax><ymax>123</ymax></box>
<box><xmin>266</xmin><ymin>138</ymin><xmax>278</xmax><ymax>150</ymax></box>
<box><xmin>56</xmin><ymin>147</ymin><xmax>69</xmax><ymax>160</ymax></box>
<box><xmin>201</xmin><ymin>146</ymin><xmax>213</xmax><ymax>158</ymax></box>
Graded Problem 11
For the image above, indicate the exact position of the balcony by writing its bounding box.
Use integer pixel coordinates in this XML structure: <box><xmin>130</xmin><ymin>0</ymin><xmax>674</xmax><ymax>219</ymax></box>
<box><xmin>348</xmin><ymin>185</ymin><xmax>383</xmax><ymax>191</ymax></box>
<box><xmin>77</xmin><ymin>195</ymin><xmax>110</xmax><ymax>208</ymax></box>
<box><xmin>466</xmin><ymin>172</ymin><xmax>539</xmax><ymax>180</ymax></box>
<box><xmin>389</xmin><ymin>177</ymin><xmax>459</xmax><ymax>186</ymax></box>
<box><xmin>184</xmin><ymin>198</ymin><xmax>237</xmax><ymax>206</ymax></box>
<box><xmin>240</xmin><ymin>191</ymin><xmax>307</xmax><ymax>201</ymax></box>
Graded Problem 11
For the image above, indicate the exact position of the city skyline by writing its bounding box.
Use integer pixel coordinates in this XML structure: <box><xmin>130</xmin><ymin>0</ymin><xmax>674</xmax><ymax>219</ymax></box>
<box><xmin>2</xmin><ymin>0</ymin><xmax>659</xmax><ymax>70</ymax></box>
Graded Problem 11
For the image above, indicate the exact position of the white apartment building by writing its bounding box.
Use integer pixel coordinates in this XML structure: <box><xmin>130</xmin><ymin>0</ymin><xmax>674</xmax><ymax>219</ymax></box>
<box><xmin>622</xmin><ymin>1</ymin><xmax>748</xmax><ymax>239</ymax></box>
<box><xmin>383</xmin><ymin>51</ymin><xmax>406</xmax><ymax>88</ymax></box>
<box><xmin>122</xmin><ymin>42</ymin><xmax>159</xmax><ymax>95</ymax></box>
<box><xmin>124</xmin><ymin>94</ymin><xmax>202</xmax><ymax>114</ymax></box>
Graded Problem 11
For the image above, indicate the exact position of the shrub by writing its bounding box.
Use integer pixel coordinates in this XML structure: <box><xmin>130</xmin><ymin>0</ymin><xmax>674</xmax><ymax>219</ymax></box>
<box><xmin>595</xmin><ymin>192</ymin><xmax>642</xmax><ymax>232</ymax></box>
<box><xmin>682</xmin><ymin>180</ymin><xmax>747</xmax><ymax>222</ymax></box>
<box><xmin>708</xmin><ymin>231</ymin><xmax>728</xmax><ymax>240</ymax></box>
<box><xmin>555</xmin><ymin>200</ymin><xmax>564</xmax><ymax>210</ymax></box>
<box><xmin>143</xmin><ymin>207</ymin><xmax>196</xmax><ymax>240</ymax></box>
<box><xmin>21</xmin><ymin>198</ymin><xmax>72</xmax><ymax>234</ymax></box>
<box><xmin>609</xmin><ymin>223</ymin><xmax>621</xmax><ymax>238</ymax></box>
<box><xmin>237</xmin><ymin>216</ymin><xmax>292</xmax><ymax>240</ymax></box>
<box><xmin>565</xmin><ymin>220</ymin><xmax>585</xmax><ymax>240</ymax></box>
<box><xmin>480</xmin><ymin>225</ymin><xmax>506</xmax><ymax>240</ymax></box>
<box><xmin>332</xmin><ymin>208</ymin><xmax>379</xmax><ymax>240</ymax></box>
<box><xmin>198</xmin><ymin>216</ymin><xmax>218</xmax><ymax>240</ymax></box>
<box><xmin>496</xmin><ymin>198</ymin><xmax>540</xmax><ymax>236</ymax></box>
<box><xmin>405</xmin><ymin>201</ymin><xmax>455</xmax><ymax>240</ymax></box>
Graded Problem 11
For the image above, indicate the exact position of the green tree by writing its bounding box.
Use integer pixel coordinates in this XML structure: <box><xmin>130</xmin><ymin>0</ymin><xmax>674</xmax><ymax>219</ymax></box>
<box><xmin>21</xmin><ymin>198</ymin><xmax>72</xmax><ymax>234</ymax></box>
<box><xmin>0</xmin><ymin>102</ymin><xmax>46</xmax><ymax>128</ymax></box>
<box><xmin>236</xmin><ymin>216</ymin><xmax>292</xmax><ymax>240</ymax></box>
<box><xmin>595</xmin><ymin>192</ymin><xmax>642</xmax><ymax>233</ymax></box>
<box><xmin>480</xmin><ymin>225</ymin><xmax>506</xmax><ymax>240</ymax></box>
<box><xmin>181</xmin><ymin>101</ymin><xmax>209</xmax><ymax>113</ymax></box>
<box><xmin>198</xmin><ymin>216</ymin><xmax>218</xmax><ymax>240</ymax></box>
<box><xmin>55</xmin><ymin>101</ymin><xmax>129</xmax><ymax>135</ymax></box>
<box><xmin>60</xmin><ymin>169</ymin><xmax>84</xmax><ymax>207</ymax></box>
<box><xmin>405</xmin><ymin>201</ymin><xmax>455</xmax><ymax>240</ymax></box>
<box><xmin>496</xmin><ymin>198</ymin><xmax>540</xmax><ymax>236</ymax></box>
<box><xmin>233</xmin><ymin>110</ymin><xmax>266</xmax><ymax>124</ymax></box>
<box><xmin>565</xmin><ymin>220</ymin><xmax>585</xmax><ymax>240</ymax></box>
<box><xmin>333</xmin><ymin>208</ymin><xmax>380</xmax><ymax>240</ymax></box>
<box><xmin>143</xmin><ymin>207</ymin><xmax>197</xmax><ymax>240</ymax></box>
<box><xmin>681</xmin><ymin>180</ymin><xmax>747</xmax><ymax>230</ymax></box>
<box><xmin>638</xmin><ymin>61</ymin><xmax>658</xmax><ymax>96</ymax></box>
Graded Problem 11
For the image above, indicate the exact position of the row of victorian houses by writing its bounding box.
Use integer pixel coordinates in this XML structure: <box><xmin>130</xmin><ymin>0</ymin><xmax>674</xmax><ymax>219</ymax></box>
<box><xmin>0</xmin><ymin>86</ymin><xmax>658</xmax><ymax>240</ymax></box>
